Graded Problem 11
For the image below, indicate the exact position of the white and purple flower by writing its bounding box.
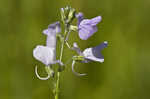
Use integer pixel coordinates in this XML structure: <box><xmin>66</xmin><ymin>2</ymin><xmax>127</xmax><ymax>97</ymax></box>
<box><xmin>76</xmin><ymin>12</ymin><xmax>102</xmax><ymax>40</ymax></box>
<box><xmin>72</xmin><ymin>41</ymin><xmax>108</xmax><ymax>76</ymax></box>
<box><xmin>33</xmin><ymin>22</ymin><xmax>61</xmax><ymax>66</ymax></box>
<box><xmin>33</xmin><ymin>22</ymin><xmax>63</xmax><ymax>80</ymax></box>
<box><xmin>82</xmin><ymin>41</ymin><xmax>108</xmax><ymax>63</ymax></box>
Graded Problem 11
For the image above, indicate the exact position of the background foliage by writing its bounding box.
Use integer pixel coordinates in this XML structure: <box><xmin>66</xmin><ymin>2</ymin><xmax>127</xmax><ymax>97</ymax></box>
<box><xmin>0</xmin><ymin>0</ymin><xmax>150</xmax><ymax>99</ymax></box>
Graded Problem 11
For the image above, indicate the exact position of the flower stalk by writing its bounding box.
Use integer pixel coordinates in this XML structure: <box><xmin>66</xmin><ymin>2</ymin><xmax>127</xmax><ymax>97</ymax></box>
<box><xmin>33</xmin><ymin>6</ymin><xmax>108</xmax><ymax>99</ymax></box>
<box><xmin>55</xmin><ymin>24</ymin><xmax>69</xmax><ymax>99</ymax></box>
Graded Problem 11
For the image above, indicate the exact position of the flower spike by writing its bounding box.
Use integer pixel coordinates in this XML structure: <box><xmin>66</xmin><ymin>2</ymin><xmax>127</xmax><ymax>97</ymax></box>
<box><xmin>72</xmin><ymin>60</ymin><xmax>86</xmax><ymax>76</ymax></box>
<box><xmin>35</xmin><ymin>66</ymin><xmax>50</xmax><ymax>80</ymax></box>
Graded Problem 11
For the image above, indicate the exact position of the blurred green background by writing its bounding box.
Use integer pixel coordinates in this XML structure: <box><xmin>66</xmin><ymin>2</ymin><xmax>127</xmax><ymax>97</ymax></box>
<box><xmin>0</xmin><ymin>0</ymin><xmax>150</xmax><ymax>99</ymax></box>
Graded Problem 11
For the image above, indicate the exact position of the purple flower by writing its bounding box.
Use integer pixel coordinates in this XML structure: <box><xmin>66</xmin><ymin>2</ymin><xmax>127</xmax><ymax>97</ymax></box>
<box><xmin>82</xmin><ymin>41</ymin><xmax>108</xmax><ymax>63</ymax></box>
<box><xmin>73</xmin><ymin>41</ymin><xmax>108</xmax><ymax>63</ymax></box>
<box><xmin>33</xmin><ymin>22</ymin><xmax>62</xmax><ymax>80</ymax></box>
<box><xmin>72</xmin><ymin>41</ymin><xmax>108</xmax><ymax>76</ymax></box>
<box><xmin>76</xmin><ymin>12</ymin><xmax>102</xmax><ymax>40</ymax></box>
<box><xmin>33</xmin><ymin>21</ymin><xmax>62</xmax><ymax>66</ymax></box>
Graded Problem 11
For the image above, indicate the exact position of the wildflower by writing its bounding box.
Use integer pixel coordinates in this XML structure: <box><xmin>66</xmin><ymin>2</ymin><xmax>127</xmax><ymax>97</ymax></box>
<box><xmin>72</xmin><ymin>41</ymin><xmax>108</xmax><ymax>75</ymax></box>
<box><xmin>33</xmin><ymin>22</ymin><xmax>63</xmax><ymax>80</ymax></box>
<box><xmin>76</xmin><ymin>12</ymin><xmax>102</xmax><ymax>40</ymax></box>
<box><xmin>32</xmin><ymin>6</ymin><xmax>108</xmax><ymax>98</ymax></box>
<box><xmin>82</xmin><ymin>41</ymin><xmax>108</xmax><ymax>62</ymax></box>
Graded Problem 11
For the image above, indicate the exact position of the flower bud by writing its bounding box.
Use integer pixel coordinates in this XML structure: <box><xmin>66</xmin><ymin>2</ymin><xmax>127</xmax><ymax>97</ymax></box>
<box><xmin>60</xmin><ymin>6</ymin><xmax>76</xmax><ymax>24</ymax></box>
<box><xmin>67</xmin><ymin>8</ymin><xmax>76</xmax><ymax>24</ymax></box>
<box><xmin>70</xmin><ymin>25</ymin><xmax>78</xmax><ymax>31</ymax></box>
<box><xmin>60</xmin><ymin>8</ymin><xmax>66</xmax><ymax>24</ymax></box>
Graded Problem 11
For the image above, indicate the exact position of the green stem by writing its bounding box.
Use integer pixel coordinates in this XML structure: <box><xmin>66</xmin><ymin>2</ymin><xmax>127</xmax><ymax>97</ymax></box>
<box><xmin>55</xmin><ymin>72</ymin><xmax>60</xmax><ymax>99</ymax></box>
<box><xmin>55</xmin><ymin>25</ymin><xmax>68</xmax><ymax>99</ymax></box>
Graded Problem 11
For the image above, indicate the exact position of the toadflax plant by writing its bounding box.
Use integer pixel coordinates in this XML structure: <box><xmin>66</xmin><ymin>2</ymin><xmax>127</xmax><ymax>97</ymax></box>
<box><xmin>33</xmin><ymin>6</ymin><xmax>108</xmax><ymax>99</ymax></box>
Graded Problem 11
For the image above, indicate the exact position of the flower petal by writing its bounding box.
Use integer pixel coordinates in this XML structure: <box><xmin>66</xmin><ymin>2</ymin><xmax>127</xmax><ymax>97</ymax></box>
<box><xmin>46</xmin><ymin>35</ymin><xmax>56</xmax><ymax>48</ymax></box>
<box><xmin>79</xmin><ymin>16</ymin><xmax>101</xmax><ymax>26</ymax></box>
<box><xmin>83</xmin><ymin>48</ymin><xmax>104</xmax><ymax>63</ymax></box>
<box><xmin>90</xmin><ymin>16</ymin><xmax>102</xmax><ymax>26</ymax></box>
<box><xmin>48</xmin><ymin>21</ymin><xmax>61</xmax><ymax>33</ymax></box>
<box><xmin>79</xmin><ymin>19</ymin><xmax>91</xmax><ymax>25</ymax></box>
<box><xmin>43</xmin><ymin>22</ymin><xmax>61</xmax><ymax>48</ymax></box>
<box><xmin>93</xmin><ymin>41</ymin><xmax>108</xmax><ymax>51</ymax></box>
<box><xmin>43</xmin><ymin>21</ymin><xmax>61</xmax><ymax>36</ymax></box>
<box><xmin>33</xmin><ymin>45</ymin><xmax>55</xmax><ymax>65</ymax></box>
<box><xmin>79</xmin><ymin>25</ymin><xmax>97</xmax><ymax>40</ymax></box>
<box><xmin>76</xmin><ymin>12</ymin><xmax>84</xmax><ymax>25</ymax></box>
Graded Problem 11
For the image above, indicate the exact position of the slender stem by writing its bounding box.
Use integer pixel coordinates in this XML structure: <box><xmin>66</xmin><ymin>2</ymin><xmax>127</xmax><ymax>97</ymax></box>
<box><xmin>65</xmin><ymin>30</ymin><xmax>71</xmax><ymax>41</ymax></box>
<box><xmin>55</xmin><ymin>25</ymin><xmax>68</xmax><ymax>99</ymax></box>
<box><xmin>55</xmin><ymin>72</ymin><xmax>60</xmax><ymax>99</ymax></box>
<box><xmin>59</xmin><ymin>39</ymin><xmax>65</xmax><ymax>61</ymax></box>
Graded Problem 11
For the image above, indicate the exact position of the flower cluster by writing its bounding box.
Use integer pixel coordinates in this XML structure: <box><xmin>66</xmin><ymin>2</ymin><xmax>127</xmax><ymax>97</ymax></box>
<box><xmin>33</xmin><ymin>6</ymin><xmax>108</xmax><ymax>80</ymax></box>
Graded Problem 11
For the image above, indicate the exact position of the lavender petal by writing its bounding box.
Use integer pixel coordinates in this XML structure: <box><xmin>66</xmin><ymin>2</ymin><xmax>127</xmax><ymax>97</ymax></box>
<box><xmin>76</xmin><ymin>12</ymin><xmax>84</xmax><ymax>25</ymax></box>
<box><xmin>83</xmin><ymin>48</ymin><xmax>104</xmax><ymax>63</ymax></box>
<box><xmin>90</xmin><ymin>16</ymin><xmax>102</xmax><ymax>26</ymax></box>
<box><xmin>43</xmin><ymin>21</ymin><xmax>61</xmax><ymax>36</ymax></box>
<box><xmin>33</xmin><ymin>45</ymin><xmax>55</xmax><ymax>65</ymax></box>
<box><xmin>79</xmin><ymin>25</ymin><xmax>97</xmax><ymax>40</ymax></box>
